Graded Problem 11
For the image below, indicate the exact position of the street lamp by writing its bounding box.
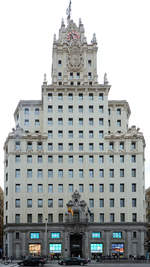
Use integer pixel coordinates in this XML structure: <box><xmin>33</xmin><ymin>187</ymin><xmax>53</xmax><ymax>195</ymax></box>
<box><xmin>45</xmin><ymin>218</ymin><xmax>48</xmax><ymax>257</ymax></box>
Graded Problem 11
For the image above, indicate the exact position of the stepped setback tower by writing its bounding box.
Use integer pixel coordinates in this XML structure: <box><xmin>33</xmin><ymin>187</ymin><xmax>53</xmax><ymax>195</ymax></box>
<box><xmin>4</xmin><ymin>1</ymin><xmax>146</xmax><ymax>259</ymax></box>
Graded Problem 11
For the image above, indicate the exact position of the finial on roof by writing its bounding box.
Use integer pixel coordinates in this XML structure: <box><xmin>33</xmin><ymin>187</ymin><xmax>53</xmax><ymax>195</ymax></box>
<box><xmin>91</xmin><ymin>33</ymin><xmax>97</xmax><ymax>44</ymax></box>
<box><xmin>104</xmin><ymin>73</ymin><xmax>108</xmax><ymax>85</ymax></box>
<box><xmin>66</xmin><ymin>0</ymin><xmax>72</xmax><ymax>22</ymax></box>
<box><xmin>43</xmin><ymin>73</ymin><xmax>47</xmax><ymax>84</ymax></box>
<box><xmin>61</xmin><ymin>18</ymin><xmax>65</xmax><ymax>26</ymax></box>
<box><xmin>53</xmin><ymin>33</ymin><xmax>56</xmax><ymax>42</ymax></box>
<box><xmin>79</xmin><ymin>18</ymin><xmax>82</xmax><ymax>26</ymax></box>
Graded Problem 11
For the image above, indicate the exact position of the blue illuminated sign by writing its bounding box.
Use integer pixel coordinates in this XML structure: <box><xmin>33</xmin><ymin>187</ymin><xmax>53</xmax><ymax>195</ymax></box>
<box><xmin>51</xmin><ymin>232</ymin><xmax>60</xmax><ymax>239</ymax></box>
<box><xmin>91</xmin><ymin>243</ymin><xmax>103</xmax><ymax>253</ymax></box>
<box><xmin>112</xmin><ymin>232</ymin><xmax>122</xmax><ymax>239</ymax></box>
<box><xmin>49</xmin><ymin>244</ymin><xmax>62</xmax><ymax>253</ymax></box>
<box><xmin>92</xmin><ymin>232</ymin><xmax>101</xmax><ymax>238</ymax></box>
<box><xmin>30</xmin><ymin>232</ymin><xmax>40</xmax><ymax>239</ymax></box>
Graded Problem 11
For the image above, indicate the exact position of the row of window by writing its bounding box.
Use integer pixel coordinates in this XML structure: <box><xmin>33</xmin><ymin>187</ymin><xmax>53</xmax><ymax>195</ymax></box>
<box><xmin>15</xmin><ymin>141</ymin><xmax>137</xmax><ymax>152</ymax></box>
<box><xmin>23</xmin><ymin>106</ymin><xmax>122</xmax><ymax>116</ymax></box>
<box><xmin>48</xmin><ymin>92</ymin><xmax>104</xmax><ymax>101</ymax></box>
<box><xmin>14</xmin><ymin>154</ymin><xmax>137</xmax><ymax>164</ymax></box>
<box><xmin>13</xmin><ymin>168</ymin><xmax>137</xmax><ymax>178</ymax></box>
<box><xmin>8</xmin><ymin>212</ymin><xmax>138</xmax><ymax>224</ymax></box>
<box><xmin>11</xmin><ymin>183</ymin><xmax>137</xmax><ymax>194</ymax></box>
<box><xmin>9</xmin><ymin>197</ymin><xmax>137</xmax><ymax>209</ymax></box>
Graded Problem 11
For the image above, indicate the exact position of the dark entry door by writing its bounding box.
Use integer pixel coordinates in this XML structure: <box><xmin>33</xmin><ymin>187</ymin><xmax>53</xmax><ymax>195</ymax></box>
<box><xmin>70</xmin><ymin>233</ymin><xmax>82</xmax><ymax>257</ymax></box>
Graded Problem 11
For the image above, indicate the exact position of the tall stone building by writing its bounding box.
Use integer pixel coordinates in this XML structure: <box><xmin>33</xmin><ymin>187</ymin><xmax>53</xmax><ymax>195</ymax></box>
<box><xmin>0</xmin><ymin>186</ymin><xmax>4</xmax><ymax>257</ymax></box>
<box><xmin>4</xmin><ymin>2</ymin><xmax>146</xmax><ymax>259</ymax></box>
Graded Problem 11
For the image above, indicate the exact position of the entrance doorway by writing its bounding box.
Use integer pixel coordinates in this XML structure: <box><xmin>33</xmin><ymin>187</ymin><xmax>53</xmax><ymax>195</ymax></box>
<box><xmin>70</xmin><ymin>234</ymin><xmax>82</xmax><ymax>257</ymax></box>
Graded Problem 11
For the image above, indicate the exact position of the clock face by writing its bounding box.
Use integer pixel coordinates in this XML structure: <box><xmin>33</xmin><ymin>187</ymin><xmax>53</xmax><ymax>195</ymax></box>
<box><xmin>67</xmin><ymin>31</ymin><xmax>80</xmax><ymax>41</ymax></box>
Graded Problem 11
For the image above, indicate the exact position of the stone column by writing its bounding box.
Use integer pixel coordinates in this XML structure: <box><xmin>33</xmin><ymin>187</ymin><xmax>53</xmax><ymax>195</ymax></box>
<box><xmin>8</xmin><ymin>232</ymin><xmax>13</xmax><ymax>257</ymax></box>
<box><xmin>64</xmin><ymin>231</ymin><xmax>70</xmax><ymax>257</ymax></box>
<box><xmin>105</xmin><ymin>231</ymin><xmax>111</xmax><ymax>256</ymax></box>
<box><xmin>83</xmin><ymin>232</ymin><xmax>89</xmax><ymax>259</ymax></box>
<box><xmin>22</xmin><ymin>232</ymin><xmax>27</xmax><ymax>257</ymax></box>
<box><xmin>126</xmin><ymin>231</ymin><xmax>132</xmax><ymax>257</ymax></box>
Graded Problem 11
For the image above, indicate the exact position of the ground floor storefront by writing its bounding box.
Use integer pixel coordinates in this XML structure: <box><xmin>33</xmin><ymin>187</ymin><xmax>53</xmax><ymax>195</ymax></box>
<box><xmin>4</xmin><ymin>222</ymin><xmax>146</xmax><ymax>259</ymax></box>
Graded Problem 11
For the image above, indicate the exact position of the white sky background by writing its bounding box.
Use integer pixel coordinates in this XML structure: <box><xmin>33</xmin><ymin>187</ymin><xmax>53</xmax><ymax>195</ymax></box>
<box><xmin>0</xmin><ymin>0</ymin><xmax>150</xmax><ymax>189</ymax></box>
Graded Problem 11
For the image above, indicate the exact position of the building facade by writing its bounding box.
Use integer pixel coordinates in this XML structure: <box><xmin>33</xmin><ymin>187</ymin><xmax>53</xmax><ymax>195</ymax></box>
<box><xmin>4</xmin><ymin>3</ymin><xmax>146</xmax><ymax>259</ymax></box>
<box><xmin>0</xmin><ymin>186</ymin><xmax>3</xmax><ymax>257</ymax></box>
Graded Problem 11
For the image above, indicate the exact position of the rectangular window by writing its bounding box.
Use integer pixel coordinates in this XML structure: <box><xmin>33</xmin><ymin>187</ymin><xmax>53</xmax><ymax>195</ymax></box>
<box><xmin>69</xmin><ymin>184</ymin><xmax>74</xmax><ymax>193</ymax></box>
<box><xmin>48</xmin><ymin>118</ymin><xmax>53</xmax><ymax>125</ymax></box>
<box><xmin>110</xmin><ymin>199</ymin><xmax>114</xmax><ymax>207</ymax></box>
<box><xmin>79</xmin><ymin>184</ymin><xmax>84</xmax><ymax>192</ymax></box>
<box><xmin>79</xmin><ymin>131</ymin><xmax>83</xmax><ymax>138</ymax></box>
<box><xmin>48</xmin><ymin>169</ymin><xmax>53</xmax><ymax>178</ymax></box>
<box><xmin>68</xmin><ymin>93</ymin><xmax>73</xmax><ymax>100</ymax></box>
<box><xmin>79</xmin><ymin>155</ymin><xmax>83</xmax><ymax>163</ymax></box>
<box><xmin>37</xmin><ymin>142</ymin><xmax>42</xmax><ymax>151</ymax></box>
<box><xmin>120</xmin><ymin>213</ymin><xmax>125</xmax><ymax>222</ymax></box>
<box><xmin>110</xmin><ymin>213</ymin><xmax>115</xmax><ymax>222</ymax></box>
<box><xmin>38</xmin><ymin>184</ymin><xmax>43</xmax><ymax>193</ymax></box>
<box><xmin>48</xmin><ymin>143</ymin><xmax>53</xmax><ymax>151</ymax></box>
<box><xmin>24</xmin><ymin>119</ymin><xmax>29</xmax><ymax>126</ymax></box>
<box><xmin>132</xmin><ymin>168</ymin><xmax>136</xmax><ymax>177</ymax></box>
<box><xmin>58</xmin><ymin>184</ymin><xmax>63</xmax><ymax>193</ymax></box>
<box><xmin>24</xmin><ymin>108</ymin><xmax>29</xmax><ymax>115</ymax></box>
<box><xmin>58</xmin><ymin>130</ymin><xmax>63</xmax><ymax>138</ymax></box>
<box><xmin>35</xmin><ymin>119</ymin><xmax>40</xmax><ymax>126</ymax></box>
<box><xmin>120</xmin><ymin>155</ymin><xmax>124</xmax><ymax>163</ymax></box>
<box><xmin>110</xmin><ymin>184</ymin><xmax>114</xmax><ymax>192</ymax></box>
<box><xmin>120</xmin><ymin>198</ymin><xmax>125</xmax><ymax>207</ymax></box>
<box><xmin>120</xmin><ymin>183</ymin><xmax>124</xmax><ymax>192</ymax></box>
<box><xmin>89</xmin><ymin>143</ymin><xmax>94</xmax><ymax>151</ymax></box>
<box><xmin>37</xmin><ymin>169</ymin><xmax>43</xmax><ymax>178</ymax></box>
<box><xmin>120</xmin><ymin>142</ymin><xmax>124</xmax><ymax>150</ymax></box>
<box><xmin>89</xmin><ymin>105</ymin><xmax>93</xmax><ymax>113</ymax></box>
<box><xmin>117</xmin><ymin>108</ymin><xmax>121</xmax><ymax>115</ymax></box>
<box><xmin>79</xmin><ymin>118</ymin><xmax>83</xmax><ymax>125</ymax></box>
<box><xmin>131</xmin><ymin>155</ymin><xmax>136</xmax><ymax>163</ymax></box>
<box><xmin>109</xmin><ymin>142</ymin><xmax>114</xmax><ymax>150</ymax></box>
<box><xmin>132</xmin><ymin>183</ymin><xmax>136</xmax><ymax>192</ymax></box>
<box><xmin>99</xmin><ymin>199</ymin><xmax>104</xmax><ymax>208</ymax></box>
<box><xmin>16</xmin><ymin>169</ymin><xmax>20</xmax><ymax>178</ymax></box>
<box><xmin>58</xmin><ymin>118</ymin><xmax>63</xmax><ymax>125</ymax></box>
<box><xmin>79</xmin><ymin>105</ymin><xmax>83</xmax><ymax>113</ymax></box>
<box><xmin>15</xmin><ymin>184</ymin><xmax>20</xmax><ymax>193</ymax></box>
<box><xmin>89</xmin><ymin>169</ymin><xmax>94</xmax><ymax>177</ymax></box>
<box><xmin>48</xmin><ymin>184</ymin><xmax>53</xmax><ymax>193</ymax></box>
<box><xmin>27</xmin><ymin>214</ymin><xmax>32</xmax><ymax>223</ymax></box>
<box><xmin>15</xmin><ymin>199</ymin><xmax>20</xmax><ymax>208</ymax></box>
<box><xmin>68</xmin><ymin>169</ymin><xmax>73</xmax><ymax>178</ymax></box>
<box><xmin>49</xmin><ymin>244</ymin><xmax>62</xmax><ymax>253</ymax></box>
<box><xmin>68</xmin><ymin>155</ymin><xmax>73</xmax><ymax>163</ymax></box>
<box><xmin>79</xmin><ymin>93</ymin><xmax>83</xmax><ymax>100</ymax></box>
<box><xmin>79</xmin><ymin>143</ymin><xmax>83</xmax><ymax>151</ymax></box>
<box><xmin>27</xmin><ymin>155</ymin><xmax>32</xmax><ymax>163</ymax></box>
<box><xmin>15</xmin><ymin>155</ymin><xmax>20</xmax><ymax>163</ymax></box>
<box><xmin>38</xmin><ymin>214</ymin><xmax>43</xmax><ymax>223</ymax></box>
<box><xmin>89</xmin><ymin>118</ymin><xmax>93</xmax><ymax>126</ymax></box>
<box><xmin>109</xmin><ymin>169</ymin><xmax>114</xmax><ymax>178</ymax></box>
<box><xmin>48</xmin><ymin>105</ymin><xmax>53</xmax><ymax>113</ymax></box>
<box><xmin>48</xmin><ymin>93</ymin><xmax>53</xmax><ymax>101</ymax></box>
<box><xmin>99</xmin><ymin>155</ymin><xmax>104</xmax><ymax>163</ymax></box>
<box><xmin>99</xmin><ymin>93</ymin><xmax>104</xmax><ymax>101</ymax></box>
<box><xmin>58</xmin><ymin>105</ymin><xmax>63</xmax><ymax>113</ymax></box>
<box><xmin>68</xmin><ymin>118</ymin><xmax>73</xmax><ymax>125</ymax></box>
<box><xmin>99</xmin><ymin>118</ymin><xmax>104</xmax><ymax>126</ymax></box>
<box><xmin>58</xmin><ymin>169</ymin><xmax>63</xmax><ymax>178</ymax></box>
<box><xmin>131</xmin><ymin>141</ymin><xmax>136</xmax><ymax>150</ymax></box>
<box><xmin>132</xmin><ymin>198</ymin><xmax>136</xmax><ymax>207</ymax></box>
<box><xmin>48</xmin><ymin>213</ymin><xmax>53</xmax><ymax>223</ymax></box>
<box><xmin>99</xmin><ymin>213</ymin><xmax>104</xmax><ymax>223</ymax></box>
<box><xmin>48</xmin><ymin>130</ymin><xmax>53</xmax><ymax>138</ymax></box>
<box><xmin>58</xmin><ymin>155</ymin><xmax>63</xmax><ymax>163</ymax></box>
<box><xmin>89</xmin><ymin>199</ymin><xmax>94</xmax><ymax>208</ymax></box>
<box><xmin>120</xmin><ymin>169</ymin><xmax>124</xmax><ymax>177</ymax></box>
<box><xmin>15</xmin><ymin>141</ymin><xmax>20</xmax><ymax>150</ymax></box>
<box><xmin>68</xmin><ymin>105</ymin><xmax>73</xmax><ymax>113</ymax></box>
<box><xmin>99</xmin><ymin>169</ymin><xmax>104</xmax><ymax>178</ymax></box>
<box><xmin>99</xmin><ymin>184</ymin><xmax>104</xmax><ymax>192</ymax></box>
<box><xmin>132</xmin><ymin>213</ymin><xmax>137</xmax><ymax>222</ymax></box>
<box><xmin>48</xmin><ymin>155</ymin><xmax>53</xmax><ymax>163</ymax></box>
<box><xmin>15</xmin><ymin>214</ymin><xmax>20</xmax><ymax>224</ymax></box>
<box><xmin>89</xmin><ymin>184</ymin><xmax>94</xmax><ymax>192</ymax></box>
<box><xmin>99</xmin><ymin>105</ymin><xmax>103</xmax><ymax>113</ymax></box>
<box><xmin>68</xmin><ymin>143</ymin><xmax>73</xmax><ymax>151</ymax></box>
<box><xmin>37</xmin><ymin>155</ymin><xmax>43</xmax><ymax>163</ymax></box>
<box><xmin>99</xmin><ymin>131</ymin><xmax>104</xmax><ymax>139</ymax></box>
<box><xmin>48</xmin><ymin>199</ymin><xmax>53</xmax><ymax>208</ymax></box>
<box><xmin>99</xmin><ymin>143</ymin><xmax>104</xmax><ymax>151</ymax></box>
<box><xmin>79</xmin><ymin>169</ymin><xmax>84</xmax><ymax>178</ymax></box>
<box><xmin>27</xmin><ymin>199</ymin><xmax>32</xmax><ymax>208</ymax></box>
<box><xmin>89</xmin><ymin>155</ymin><xmax>94</xmax><ymax>163</ymax></box>
<box><xmin>117</xmin><ymin>120</ymin><xmax>121</xmax><ymax>127</ymax></box>
<box><xmin>27</xmin><ymin>184</ymin><xmax>32</xmax><ymax>193</ymax></box>
<box><xmin>89</xmin><ymin>130</ymin><xmax>94</xmax><ymax>138</ymax></box>
<box><xmin>58</xmin><ymin>199</ymin><xmax>63</xmax><ymax>208</ymax></box>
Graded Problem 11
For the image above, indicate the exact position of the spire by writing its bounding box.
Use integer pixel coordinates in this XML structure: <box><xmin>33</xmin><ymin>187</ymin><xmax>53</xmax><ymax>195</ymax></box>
<box><xmin>104</xmin><ymin>73</ymin><xmax>109</xmax><ymax>85</ymax></box>
<box><xmin>43</xmin><ymin>73</ymin><xmax>47</xmax><ymax>84</ymax></box>
<box><xmin>66</xmin><ymin>0</ymin><xmax>72</xmax><ymax>23</ymax></box>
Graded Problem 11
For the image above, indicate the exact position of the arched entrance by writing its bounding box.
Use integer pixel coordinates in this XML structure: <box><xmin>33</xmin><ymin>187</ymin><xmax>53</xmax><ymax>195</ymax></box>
<box><xmin>70</xmin><ymin>233</ymin><xmax>82</xmax><ymax>257</ymax></box>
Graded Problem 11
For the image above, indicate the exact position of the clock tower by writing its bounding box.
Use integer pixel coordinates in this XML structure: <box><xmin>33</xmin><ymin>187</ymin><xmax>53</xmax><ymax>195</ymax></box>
<box><xmin>51</xmin><ymin>12</ymin><xmax>98</xmax><ymax>86</ymax></box>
